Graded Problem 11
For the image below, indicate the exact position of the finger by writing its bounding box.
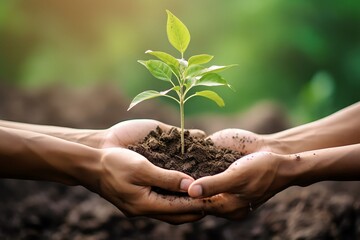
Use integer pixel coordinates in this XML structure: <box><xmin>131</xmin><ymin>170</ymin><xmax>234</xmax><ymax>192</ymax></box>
<box><xmin>188</xmin><ymin>170</ymin><xmax>237</xmax><ymax>198</ymax></box>
<box><xmin>127</xmin><ymin>119</ymin><xmax>162</xmax><ymax>139</ymax></box>
<box><xmin>201</xmin><ymin>194</ymin><xmax>250</xmax><ymax>221</ymax></box>
<box><xmin>158</xmin><ymin>122</ymin><xmax>206</xmax><ymax>139</ymax></box>
<box><xmin>128</xmin><ymin>192</ymin><xmax>207</xmax><ymax>215</ymax></box>
<box><xmin>188</xmin><ymin>129</ymin><xmax>206</xmax><ymax>138</ymax></box>
<box><xmin>140</xmin><ymin>162</ymin><xmax>195</xmax><ymax>192</ymax></box>
<box><xmin>107</xmin><ymin>119</ymin><xmax>161</xmax><ymax>147</ymax></box>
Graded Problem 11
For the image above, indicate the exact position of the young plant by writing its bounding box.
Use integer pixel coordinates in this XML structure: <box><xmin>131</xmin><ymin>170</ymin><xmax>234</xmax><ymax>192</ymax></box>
<box><xmin>128</xmin><ymin>10</ymin><xmax>235</xmax><ymax>155</ymax></box>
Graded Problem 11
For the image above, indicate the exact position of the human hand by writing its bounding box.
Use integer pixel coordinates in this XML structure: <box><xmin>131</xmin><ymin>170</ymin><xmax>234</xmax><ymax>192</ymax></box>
<box><xmin>86</xmin><ymin>120</ymin><xmax>207</xmax><ymax>224</ymax></box>
<box><xmin>100</xmin><ymin>119</ymin><xmax>205</xmax><ymax>148</ymax></box>
<box><xmin>208</xmin><ymin>128</ymin><xmax>274</xmax><ymax>155</ymax></box>
<box><xmin>82</xmin><ymin>147</ymin><xmax>207</xmax><ymax>224</ymax></box>
<box><xmin>188</xmin><ymin>151</ymin><xmax>294</xmax><ymax>220</ymax></box>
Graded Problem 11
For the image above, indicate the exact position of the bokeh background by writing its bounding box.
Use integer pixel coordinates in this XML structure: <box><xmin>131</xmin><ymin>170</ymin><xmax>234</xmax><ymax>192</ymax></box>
<box><xmin>1</xmin><ymin>0</ymin><xmax>360</xmax><ymax>239</ymax></box>
<box><xmin>1</xmin><ymin>0</ymin><xmax>359</xmax><ymax>123</ymax></box>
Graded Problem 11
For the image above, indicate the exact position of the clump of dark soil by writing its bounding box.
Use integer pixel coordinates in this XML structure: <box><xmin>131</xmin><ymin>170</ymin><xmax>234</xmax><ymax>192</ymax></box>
<box><xmin>128</xmin><ymin>127</ymin><xmax>243</xmax><ymax>181</ymax></box>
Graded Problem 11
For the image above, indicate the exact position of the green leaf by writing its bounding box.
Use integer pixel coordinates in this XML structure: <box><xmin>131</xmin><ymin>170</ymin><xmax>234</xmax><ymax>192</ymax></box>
<box><xmin>185</xmin><ymin>64</ymin><xmax>205</xmax><ymax>78</ymax></box>
<box><xmin>194</xmin><ymin>90</ymin><xmax>225</xmax><ymax>107</ymax></box>
<box><xmin>145</xmin><ymin>50</ymin><xmax>180</xmax><ymax>77</ymax></box>
<box><xmin>137</xmin><ymin>60</ymin><xmax>147</xmax><ymax>67</ymax></box>
<box><xmin>166</xmin><ymin>10</ymin><xmax>190</xmax><ymax>55</ymax></box>
<box><xmin>184</xmin><ymin>77</ymin><xmax>195</xmax><ymax>88</ymax></box>
<box><xmin>200</xmin><ymin>64</ymin><xmax>237</xmax><ymax>75</ymax></box>
<box><xmin>145</xmin><ymin>50</ymin><xmax>178</xmax><ymax>65</ymax></box>
<box><xmin>195</xmin><ymin>73</ymin><xmax>232</xmax><ymax>88</ymax></box>
<box><xmin>138</xmin><ymin>60</ymin><xmax>172</xmax><ymax>81</ymax></box>
<box><xmin>128</xmin><ymin>89</ymin><xmax>172</xmax><ymax>110</ymax></box>
<box><xmin>188</xmin><ymin>54</ymin><xmax>213</xmax><ymax>66</ymax></box>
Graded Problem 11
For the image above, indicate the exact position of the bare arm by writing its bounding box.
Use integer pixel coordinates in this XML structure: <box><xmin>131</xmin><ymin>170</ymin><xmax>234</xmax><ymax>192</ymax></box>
<box><xmin>0</xmin><ymin>126</ymin><xmax>100</xmax><ymax>187</ymax></box>
<box><xmin>292</xmin><ymin>143</ymin><xmax>360</xmax><ymax>185</ymax></box>
<box><xmin>268</xmin><ymin>102</ymin><xmax>360</xmax><ymax>154</ymax></box>
<box><xmin>0</xmin><ymin>120</ymin><xmax>104</xmax><ymax>148</ymax></box>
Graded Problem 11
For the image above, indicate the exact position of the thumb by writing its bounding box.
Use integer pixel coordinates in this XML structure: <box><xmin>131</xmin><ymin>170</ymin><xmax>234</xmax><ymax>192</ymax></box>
<box><xmin>144</xmin><ymin>163</ymin><xmax>195</xmax><ymax>193</ymax></box>
<box><xmin>188</xmin><ymin>171</ymin><xmax>235</xmax><ymax>198</ymax></box>
<box><xmin>188</xmin><ymin>128</ymin><xmax>206</xmax><ymax>139</ymax></box>
<box><xmin>159</xmin><ymin>122</ymin><xmax>206</xmax><ymax>139</ymax></box>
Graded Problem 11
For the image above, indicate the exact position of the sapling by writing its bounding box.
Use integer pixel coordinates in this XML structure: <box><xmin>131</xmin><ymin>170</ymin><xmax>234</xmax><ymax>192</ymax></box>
<box><xmin>128</xmin><ymin>10</ymin><xmax>235</xmax><ymax>155</ymax></box>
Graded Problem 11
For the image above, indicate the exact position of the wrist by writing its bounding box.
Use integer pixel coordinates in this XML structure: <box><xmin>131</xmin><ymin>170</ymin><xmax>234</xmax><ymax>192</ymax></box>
<box><xmin>264</xmin><ymin>126</ymin><xmax>316</xmax><ymax>154</ymax></box>
<box><xmin>274</xmin><ymin>153</ymin><xmax>302</xmax><ymax>189</ymax></box>
<box><xmin>290</xmin><ymin>144</ymin><xmax>360</xmax><ymax>186</ymax></box>
<box><xmin>263</xmin><ymin>133</ymin><xmax>291</xmax><ymax>154</ymax></box>
<box><xmin>37</xmin><ymin>138</ymin><xmax>104</xmax><ymax>189</ymax></box>
<box><xmin>281</xmin><ymin>150</ymin><xmax>326</xmax><ymax>187</ymax></box>
<box><xmin>68</xmin><ymin>129</ymin><xmax>106</xmax><ymax>148</ymax></box>
<box><xmin>65</xmin><ymin>147</ymin><xmax>103</xmax><ymax>191</ymax></box>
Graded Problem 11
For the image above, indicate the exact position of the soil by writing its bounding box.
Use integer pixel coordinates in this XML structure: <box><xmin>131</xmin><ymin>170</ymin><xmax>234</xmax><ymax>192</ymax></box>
<box><xmin>128</xmin><ymin>127</ymin><xmax>243</xmax><ymax>195</ymax></box>
<box><xmin>130</xmin><ymin>127</ymin><xmax>242</xmax><ymax>177</ymax></box>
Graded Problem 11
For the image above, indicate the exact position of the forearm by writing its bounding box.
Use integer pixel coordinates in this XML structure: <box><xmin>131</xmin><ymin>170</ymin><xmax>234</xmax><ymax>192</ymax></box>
<box><xmin>0</xmin><ymin>120</ymin><xmax>105</xmax><ymax>148</ymax></box>
<box><xmin>287</xmin><ymin>143</ymin><xmax>360</xmax><ymax>187</ymax></box>
<box><xmin>0</xmin><ymin>126</ymin><xmax>101</xmax><ymax>188</ymax></box>
<box><xmin>267</xmin><ymin>102</ymin><xmax>360</xmax><ymax>154</ymax></box>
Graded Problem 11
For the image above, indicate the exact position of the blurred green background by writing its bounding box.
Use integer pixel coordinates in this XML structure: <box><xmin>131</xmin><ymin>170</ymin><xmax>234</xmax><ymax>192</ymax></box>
<box><xmin>1</xmin><ymin>0</ymin><xmax>359</xmax><ymax>124</ymax></box>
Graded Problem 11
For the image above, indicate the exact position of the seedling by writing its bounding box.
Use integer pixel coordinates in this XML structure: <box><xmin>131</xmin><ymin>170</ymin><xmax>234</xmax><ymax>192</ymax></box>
<box><xmin>128</xmin><ymin>10</ymin><xmax>235</xmax><ymax>155</ymax></box>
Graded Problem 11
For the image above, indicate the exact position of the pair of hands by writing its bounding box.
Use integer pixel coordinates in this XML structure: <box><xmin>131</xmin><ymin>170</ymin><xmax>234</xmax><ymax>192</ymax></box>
<box><xmin>2</xmin><ymin>103</ymin><xmax>357</xmax><ymax>224</ymax></box>
<box><xmin>94</xmin><ymin>119</ymin><xmax>287</xmax><ymax>224</ymax></box>
<box><xmin>92</xmin><ymin>120</ymin><xmax>284</xmax><ymax>224</ymax></box>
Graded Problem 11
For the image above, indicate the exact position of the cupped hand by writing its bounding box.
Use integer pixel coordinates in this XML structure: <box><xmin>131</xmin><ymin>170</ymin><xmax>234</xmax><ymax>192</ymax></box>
<box><xmin>101</xmin><ymin>119</ymin><xmax>205</xmax><ymax>148</ymax></box>
<box><xmin>96</xmin><ymin>148</ymin><xmax>207</xmax><ymax>224</ymax></box>
<box><xmin>188</xmin><ymin>151</ymin><xmax>294</xmax><ymax>220</ymax></box>
<box><xmin>89</xmin><ymin>120</ymin><xmax>206</xmax><ymax>224</ymax></box>
<box><xmin>208</xmin><ymin>128</ymin><xmax>273</xmax><ymax>155</ymax></box>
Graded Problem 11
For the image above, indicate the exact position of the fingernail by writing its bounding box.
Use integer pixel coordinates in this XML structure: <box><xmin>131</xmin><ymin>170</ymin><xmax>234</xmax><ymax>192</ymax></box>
<box><xmin>190</xmin><ymin>184</ymin><xmax>203</xmax><ymax>198</ymax></box>
<box><xmin>180</xmin><ymin>178</ymin><xmax>192</xmax><ymax>191</ymax></box>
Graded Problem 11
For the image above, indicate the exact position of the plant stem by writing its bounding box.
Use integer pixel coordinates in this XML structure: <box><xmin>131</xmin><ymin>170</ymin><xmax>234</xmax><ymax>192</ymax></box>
<box><xmin>179</xmin><ymin>89</ymin><xmax>185</xmax><ymax>155</ymax></box>
<box><xmin>178</xmin><ymin>58</ymin><xmax>187</xmax><ymax>156</ymax></box>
